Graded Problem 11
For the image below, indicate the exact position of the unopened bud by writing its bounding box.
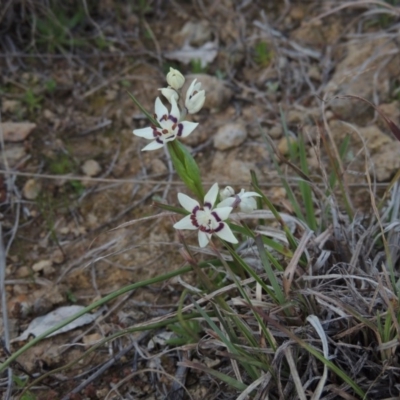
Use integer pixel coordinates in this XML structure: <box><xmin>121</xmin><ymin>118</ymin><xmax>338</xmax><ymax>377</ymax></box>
<box><xmin>166</xmin><ymin>68</ymin><xmax>185</xmax><ymax>90</ymax></box>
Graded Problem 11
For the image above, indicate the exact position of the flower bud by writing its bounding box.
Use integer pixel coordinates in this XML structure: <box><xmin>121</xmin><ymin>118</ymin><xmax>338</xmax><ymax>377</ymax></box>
<box><xmin>220</xmin><ymin>186</ymin><xmax>235</xmax><ymax>200</ymax></box>
<box><xmin>159</xmin><ymin>87</ymin><xmax>179</xmax><ymax>104</ymax></box>
<box><xmin>166</xmin><ymin>68</ymin><xmax>185</xmax><ymax>90</ymax></box>
<box><xmin>185</xmin><ymin>79</ymin><xmax>206</xmax><ymax>114</ymax></box>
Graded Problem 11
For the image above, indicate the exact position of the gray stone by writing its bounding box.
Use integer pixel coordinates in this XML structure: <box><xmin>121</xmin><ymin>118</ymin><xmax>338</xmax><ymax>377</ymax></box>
<box><xmin>213</xmin><ymin>122</ymin><xmax>247</xmax><ymax>150</ymax></box>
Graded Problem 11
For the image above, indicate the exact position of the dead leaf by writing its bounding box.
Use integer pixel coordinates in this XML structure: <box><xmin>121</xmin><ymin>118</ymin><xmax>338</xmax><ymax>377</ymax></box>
<box><xmin>1</xmin><ymin>122</ymin><xmax>37</xmax><ymax>142</ymax></box>
<box><xmin>11</xmin><ymin>305</ymin><xmax>101</xmax><ymax>342</ymax></box>
<box><xmin>164</xmin><ymin>40</ymin><xmax>218</xmax><ymax>67</ymax></box>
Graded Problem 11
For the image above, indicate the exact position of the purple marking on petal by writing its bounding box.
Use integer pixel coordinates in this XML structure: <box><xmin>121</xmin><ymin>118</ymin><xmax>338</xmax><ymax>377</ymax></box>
<box><xmin>153</xmin><ymin>128</ymin><xmax>162</xmax><ymax>137</ymax></box>
<box><xmin>190</xmin><ymin>214</ymin><xmax>199</xmax><ymax>227</ymax></box>
<box><xmin>176</xmin><ymin>123</ymin><xmax>183</xmax><ymax>137</ymax></box>
<box><xmin>192</xmin><ymin>205</ymin><xmax>200</xmax><ymax>213</ymax></box>
<box><xmin>199</xmin><ymin>225</ymin><xmax>210</xmax><ymax>233</ymax></box>
<box><xmin>156</xmin><ymin>138</ymin><xmax>164</xmax><ymax>144</ymax></box>
<box><xmin>215</xmin><ymin>222</ymin><xmax>225</xmax><ymax>232</ymax></box>
<box><xmin>204</xmin><ymin>202</ymin><xmax>212</xmax><ymax>209</ymax></box>
<box><xmin>168</xmin><ymin>115</ymin><xmax>178</xmax><ymax>123</ymax></box>
<box><xmin>211</xmin><ymin>211</ymin><xmax>221</xmax><ymax>222</ymax></box>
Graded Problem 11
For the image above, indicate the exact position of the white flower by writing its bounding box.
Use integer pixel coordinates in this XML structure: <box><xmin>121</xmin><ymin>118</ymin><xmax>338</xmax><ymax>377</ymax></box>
<box><xmin>185</xmin><ymin>79</ymin><xmax>206</xmax><ymax>114</ymax></box>
<box><xmin>133</xmin><ymin>97</ymin><xmax>198</xmax><ymax>151</ymax></box>
<box><xmin>217</xmin><ymin>188</ymin><xmax>261</xmax><ymax>213</ymax></box>
<box><xmin>173</xmin><ymin>183</ymin><xmax>238</xmax><ymax>248</ymax></box>
<box><xmin>159</xmin><ymin>87</ymin><xmax>179</xmax><ymax>104</ymax></box>
<box><xmin>166</xmin><ymin>68</ymin><xmax>185</xmax><ymax>90</ymax></box>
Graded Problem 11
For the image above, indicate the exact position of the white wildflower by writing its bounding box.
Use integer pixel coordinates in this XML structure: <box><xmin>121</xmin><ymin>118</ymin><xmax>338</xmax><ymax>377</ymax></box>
<box><xmin>133</xmin><ymin>97</ymin><xmax>198</xmax><ymax>151</ymax></box>
<box><xmin>173</xmin><ymin>183</ymin><xmax>238</xmax><ymax>248</ymax></box>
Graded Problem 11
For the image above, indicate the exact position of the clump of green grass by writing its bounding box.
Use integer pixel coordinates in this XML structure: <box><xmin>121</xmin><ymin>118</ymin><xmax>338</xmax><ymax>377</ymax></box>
<box><xmin>254</xmin><ymin>41</ymin><xmax>273</xmax><ymax>67</ymax></box>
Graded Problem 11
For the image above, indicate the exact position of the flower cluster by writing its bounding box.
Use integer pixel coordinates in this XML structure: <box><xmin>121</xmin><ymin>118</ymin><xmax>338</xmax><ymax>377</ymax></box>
<box><xmin>133</xmin><ymin>68</ymin><xmax>205</xmax><ymax>151</ymax></box>
<box><xmin>131</xmin><ymin>67</ymin><xmax>260</xmax><ymax>248</ymax></box>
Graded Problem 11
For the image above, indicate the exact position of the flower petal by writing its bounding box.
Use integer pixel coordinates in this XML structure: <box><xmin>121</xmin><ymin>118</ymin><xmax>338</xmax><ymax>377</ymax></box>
<box><xmin>141</xmin><ymin>140</ymin><xmax>164</xmax><ymax>151</ymax></box>
<box><xmin>239</xmin><ymin>191</ymin><xmax>261</xmax><ymax>199</ymax></box>
<box><xmin>169</xmin><ymin>96</ymin><xmax>180</xmax><ymax>121</ymax></box>
<box><xmin>173</xmin><ymin>215</ymin><xmax>197</xmax><ymax>230</ymax></box>
<box><xmin>185</xmin><ymin>79</ymin><xmax>197</xmax><ymax>103</ymax></box>
<box><xmin>198</xmin><ymin>231</ymin><xmax>211</xmax><ymax>248</ymax></box>
<box><xmin>155</xmin><ymin>97</ymin><xmax>168</xmax><ymax>121</ymax></box>
<box><xmin>214</xmin><ymin>206</ymin><xmax>233</xmax><ymax>220</ymax></box>
<box><xmin>180</xmin><ymin>121</ymin><xmax>198</xmax><ymax>138</ymax></box>
<box><xmin>216</xmin><ymin>198</ymin><xmax>235</xmax><ymax>208</ymax></box>
<box><xmin>187</xmin><ymin>91</ymin><xmax>205</xmax><ymax>114</ymax></box>
<box><xmin>215</xmin><ymin>224</ymin><xmax>238</xmax><ymax>244</ymax></box>
<box><xmin>177</xmin><ymin>193</ymin><xmax>199</xmax><ymax>212</ymax></box>
<box><xmin>239</xmin><ymin>197</ymin><xmax>257</xmax><ymax>213</ymax></box>
<box><xmin>204</xmin><ymin>183</ymin><xmax>219</xmax><ymax>207</ymax></box>
<box><xmin>133</xmin><ymin>127</ymin><xmax>154</xmax><ymax>139</ymax></box>
<box><xmin>159</xmin><ymin>87</ymin><xmax>179</xmax><ymax>103</ymax></box>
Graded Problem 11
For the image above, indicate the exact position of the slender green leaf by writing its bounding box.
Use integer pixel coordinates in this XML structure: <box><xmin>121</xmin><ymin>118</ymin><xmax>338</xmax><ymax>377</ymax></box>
<box><xmin>128</xmin><ymin>91</ymin><xmax>159</xmax><ymax>126</ymax></box>
<box><xmin>255</xmin><ymin>235</ymin><xmax>285</xmax><ymax>304</ymax></box>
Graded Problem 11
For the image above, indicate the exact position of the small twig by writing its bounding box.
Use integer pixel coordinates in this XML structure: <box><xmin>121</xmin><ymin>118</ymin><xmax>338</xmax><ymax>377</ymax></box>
<box><xmin>0</xmin><ymin>224</ymin><xmax>13</xmax><ymax>400</ymax></box>
<box><xmin>60</xmin><ymin>331</ymin><xmax>149</xmax><ymax>400</ymax></box>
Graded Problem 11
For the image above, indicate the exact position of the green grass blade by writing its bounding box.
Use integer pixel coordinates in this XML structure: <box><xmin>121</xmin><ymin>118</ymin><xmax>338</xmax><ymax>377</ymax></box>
<box><xmin>298</xmin><ymin>135</ymin><xmax>317</xmax><ymax>231</ymax></box>
<box><xmin>255</xmin><ymin>235</ymin><xmax>285</xmax><ymax>304</ymax></box>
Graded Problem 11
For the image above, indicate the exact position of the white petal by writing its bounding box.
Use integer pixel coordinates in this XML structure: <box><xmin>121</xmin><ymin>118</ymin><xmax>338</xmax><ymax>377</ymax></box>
<box><xmin>215</xmin><ymin>224</ymin><xmax>238</xmax><ymax>244</ymax></box>
<box><xmin>239</xmin><ymin>191</ymin><xmax>261</xmax><ymax>199</ymax></box>
<box><xmin>159</xmin><ymin>87</ymin><xmax>179</xmax><ymax>103</ymax></box>
<box><xmin>133</xmin><ymin>127</ymin><xmax>154</xmax><ymax>139</ymax></box>
<box><xmin>216</xmin><ymin>197</ymin><xmax>235</xmax><ymax>208</ymax></box>
<box><xmin>169</xmin><ymin>97</ymin><xmax>180</xmax><ymax>121</ymax></box>
<box><xmin>173</xmin><ymin>215</ymin><xmax>197</xmax><ymax>230</ymax></box>
<box><xmin>204</xmin><ymin>183</ymin><xmax>219</xmax><ymax>207</ymax></box>
<box><xmin>185</xmin><ymin>79</ymin><xmax>197</xmax><ymax>103</ymax></box>
<box><xmin>214</xmin><ymin>206</ymin><xmax>233</xmax><ymax>220</ymax></box>
<box><xmin>239</xmin><ymin>197</ymin><xmax>257</xmax><ymax>213</ymax></box>
<box><xmin>177</xmin><ymin>193</ymin><xmax>199</xmax><ymax>212</ymax></box>
<box><xmin>155</xmin><ymin>97</ymin><xmax>168</xmax><ymax>121</ymax></box>
<box><xmin>180</xmin><ymin>121</ymin><xmax>198</xmax><ymax>138</ymax></box>
<box><xmin>198</xmin><ymin>231</ymin><xmax>211</xmax><ymax>248</ymax></box>
<box><xmin>187</xmin><ymin>91</ymin><xmax>205</xmax><ymax>114</ymax></box>
<box><xmin>141</xmin><ymin>140</ymin><xmax>164</xmax><ymax>151</ymax></box>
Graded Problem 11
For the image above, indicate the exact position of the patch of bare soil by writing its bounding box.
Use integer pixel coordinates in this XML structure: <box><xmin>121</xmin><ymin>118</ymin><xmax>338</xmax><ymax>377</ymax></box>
<box><xmin>1</xmin><ymin>0</ymin><xmax>400</xmax><ymax>398</ymax></box>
